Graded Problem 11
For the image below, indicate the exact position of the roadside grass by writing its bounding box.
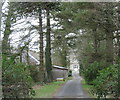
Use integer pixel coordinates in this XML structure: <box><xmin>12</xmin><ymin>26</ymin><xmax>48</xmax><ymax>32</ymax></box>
<box><xmin>81</xmin><ymin>79</ymin><xmax>97</xmax><ymax>98</ymax></box>
<box><xmin>33</xmin><ymin>77</ymin><xmax>72</xmax><ymax>98</ymax></box>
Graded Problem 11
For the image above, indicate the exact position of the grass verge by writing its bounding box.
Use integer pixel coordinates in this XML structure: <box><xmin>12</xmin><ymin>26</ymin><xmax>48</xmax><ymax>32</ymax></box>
<box><xmin>33</xmin><ymin>77</ymin><xmax>72</xmax><ymax>98</ymax></box>
<box><xmin>81</xmin><ymin>78</ymin><xmax>96</xmax><ymax>98</ymax></box>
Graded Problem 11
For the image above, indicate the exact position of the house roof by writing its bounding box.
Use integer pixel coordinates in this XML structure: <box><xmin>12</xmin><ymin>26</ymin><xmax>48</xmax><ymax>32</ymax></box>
<box><xmin>27</xmin><ymin>51</ymin><xmax>68</xmax><ymax>70</ymax></box>
<box><xmin>28</xmin><ymin>53</ymin><xmax>40</xmax><ymax>65</ymax></box>
<box><xmin>21</xmin><ymin>50</ymin><xmax>39</xmax><ymax>65</ymax></box>
<box><xmin>53</xmin><ymin>65</ymin><xmax>68</xmax><ymax>70</ymax></box>
<box><xmin>29</xmin><ymin>50</ymin><xmax>39</xmax><ymax>61</ymax></box>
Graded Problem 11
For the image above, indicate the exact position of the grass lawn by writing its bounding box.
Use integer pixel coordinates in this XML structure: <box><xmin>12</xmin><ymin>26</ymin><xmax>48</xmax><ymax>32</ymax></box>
<box><xmin>33</xmin><ymin>77</ymin><xmax>72</xmax><ymax>98</ymax></box>
<box><xmin>81</xmin><ymin>79</ymin><xmax>96</xmax><ymax>98</ymax></box>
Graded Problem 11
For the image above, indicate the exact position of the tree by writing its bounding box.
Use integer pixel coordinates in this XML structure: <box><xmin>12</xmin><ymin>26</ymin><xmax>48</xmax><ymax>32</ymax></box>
<box><xmin>45</xmin><ymin>7</ymin><xmax>53</xmax><ymax>82</ymax></box>
<box><xmin>52</xmin><ymin>29</ymin><xmax>69</xmax><ymax>67</ymax></box>
<box><xmin>12</xmin><ymin>2</ymin><xmax>45</xmax><ymax>82</ymax></box>
<box><xmin>98</xmin><ymin>3</ymin><xmax>114</xmax><ymax>66</ymax></box>
<box><xmin>13</xmin><ymin>2</ymin><xmax>60</xmax><ymax>82</ymax></box>
<box><xmin>38</xmin><ymin>8</ymin><xmax>45</xmax><ymax>82</ymax></box>
<box><xmin>2</xmin><ymin>2</ymin><xmax>35</xmax><ymax>98</ymax></box>
<box><xmin>51</xmin><ymin>3</ymin><xmax>79</xmax><ymax>68</ymax></box>
<box><xmin>69</xmin><ymin>2</ymin><xmax>118</xmax><ymax>66</ymax></box>
<box><xmin>44</xmin><ymin>2</ymin><xmax>60</xmax><ymax>82</ymax></box>
<box><xmin>2</xmin><ymin>2</ymin><xmax>15</xmax><ymax>55</ymax></box>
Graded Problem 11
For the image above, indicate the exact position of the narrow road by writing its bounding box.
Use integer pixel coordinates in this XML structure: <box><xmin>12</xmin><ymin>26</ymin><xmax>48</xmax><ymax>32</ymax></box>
<box><xmin>54</xmin><ymin>71</ymin><xmax>89</xmax><ymax>98</ymax></box>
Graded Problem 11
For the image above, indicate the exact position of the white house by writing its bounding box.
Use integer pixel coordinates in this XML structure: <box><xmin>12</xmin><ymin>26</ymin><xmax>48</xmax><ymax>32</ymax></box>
<box><xmin>21</xmin><ymin>50</ymin><xmax>68</xmax><ymax>80</ymax></box>
<box><xmin>69</xmin><ymin>49</ymin><xmax>80</xmax><ymax>72</ymax></box>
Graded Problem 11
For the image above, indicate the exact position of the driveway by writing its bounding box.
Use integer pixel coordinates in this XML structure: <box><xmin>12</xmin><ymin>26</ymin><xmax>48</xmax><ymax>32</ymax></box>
<box><xmin>54</xmin><ymin>71</ymin><xmax>89</xmax><ymax>98</ymax></box>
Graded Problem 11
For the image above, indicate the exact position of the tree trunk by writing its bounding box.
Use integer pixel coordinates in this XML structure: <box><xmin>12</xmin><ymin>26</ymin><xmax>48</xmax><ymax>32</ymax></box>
<box><xmin>117</xmin><ymin>32</ymin><xmax>120</xmax><ymax>62</ymax></box>
<box><xmin>117</xmin><ymin>2</ymin><xmax>120</xmax><ymax>97</ymax></box>
<box><xmin>26</xmin><ymin>46</ymin><xmax>29</xmax><ymax>65</ymax></box>
<box><xmin>93</xmin><ymin>29</ymin><xmax>100</xmax><ymax>62</ymax></box>
<box><xmin>45</xmin><ymin>8</ymin><xmax>53</xmax><ymax>82</ymax></box>
<box><xmin>62</xmin><ymin>33</ymin><xmax>68</xmax><ymax>67</ymax></box>
<box><xmin>118</xmin><ymin>2</ymin><xmax>120</xmax><ymax>59</ymax></box>
<box><xmin>105</xmin><ymin>29</ymin><xmax>113</xmax><ymax>66</ymax></box>
<box><xmin>118</xmin><ymin>4</ymin><xmax>120</xmax><ymax>60</ymax></box>
<box><xmin>94</xmin><ymin>31</ymin><xmax>98</xmax><ymax>54</ymax></box>
<box><xmin>2</xmin><ymin>4</ymin><xmax>12</xmax><ymax>55</ymax></box>
<box><xmin>104</xmin><ymin>4</ymin><xmax>114</xmax><ymax>66</ymax></box>
<box><xmin>118</xmin><ymin>37</ymin><xmax>120</xmax><ymax>59</ymax></box>
<box><xmin>61</xmin><ymin>45</ymin><xmax>67</xmax><ymax>67</ymax></box>
<box><xmin>38</xmin><ymin>8</ymin><xmax>44</xmax><ymax>83</ymax></box>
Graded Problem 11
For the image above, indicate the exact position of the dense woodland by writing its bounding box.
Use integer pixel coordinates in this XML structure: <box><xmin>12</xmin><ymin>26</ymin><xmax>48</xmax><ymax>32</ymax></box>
<box><xmin>1</xmin><ymin>1</ymin><xmax>120</xmax><ymax>98</ymax></box>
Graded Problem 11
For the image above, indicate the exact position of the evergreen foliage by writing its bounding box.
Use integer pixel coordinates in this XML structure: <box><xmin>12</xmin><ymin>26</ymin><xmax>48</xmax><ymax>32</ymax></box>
<box><xmin>1</xmin><ymin>1</ymin><xmax>120</xmax><ymax>98</ymax></box>
<box><xmin>92</xmin><ymin>65</ymin><xmax>119</xmax><ymax>98</ymax></box>
<box><xmin>2</xmin><ymin>55</ymin><xmax>34</xmax><ymax>98</ymax></box>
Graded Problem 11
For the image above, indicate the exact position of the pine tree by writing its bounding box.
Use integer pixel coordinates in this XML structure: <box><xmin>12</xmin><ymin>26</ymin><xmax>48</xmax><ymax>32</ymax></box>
<box><xmin>12</xmin><ymin>2</ymin><xmax>45</xmax><ymax>82</ymax></box>
<box><xmin>2</xmin><ymin>2</ymin><xmax>15</xmax><ymax>56</ymax></box>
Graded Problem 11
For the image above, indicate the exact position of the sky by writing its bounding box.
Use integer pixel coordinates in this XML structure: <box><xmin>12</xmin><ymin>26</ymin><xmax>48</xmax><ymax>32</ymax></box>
<box><xmin>2</xmin><ymin>0</ymin><xmax>119</xmax><ymax>52</ymax></box>
<box><xmin>2</xmin><ymin>1</ymin><xmax>40</xmax><ymax>52</ymax></box>
<box><xmin>1</xmin><ymin>1</ymin><xmax>63</xmax><ymax>52</ymax></box>
<box><xmin>2</xmin><ymin>0</ymin><xmax>79</xmax><ymax>53</ymax></box>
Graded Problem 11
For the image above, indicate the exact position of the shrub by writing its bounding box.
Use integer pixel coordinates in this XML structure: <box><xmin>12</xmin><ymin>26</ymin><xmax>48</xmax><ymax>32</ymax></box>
<box><xmin>2</xmin><ymin>55</ymin><xmax>35</xmax><ymax>98</ymax></box>
<box><xmin>79</xmin><ymin>63</ymin><xmax>83</xmax><ymax>76</ymax></box>
<box><xmin>29</xmin><ymin>65</ymin><xmax>40</xmax><ymax>82</ymax></box>
<box><xmin>92</xmin><ymin>64</ymin><xmax>119</xmax><ymax>98</ymax></box>
<box><xmin>83</xmin><ymin>61</ymin><xmax>105</xmax><ymax>85</ymax></box>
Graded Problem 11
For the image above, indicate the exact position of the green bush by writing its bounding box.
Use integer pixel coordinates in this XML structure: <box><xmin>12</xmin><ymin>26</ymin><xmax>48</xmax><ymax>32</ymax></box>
<box><xmin>2</xmin><ymin>55</ymin><xmax>35</xmax><ymax>98</ymax></box>
<box><xmin>29</xmin><ymin>65</ymin><xmax>40</xmax><ymax>82</ymax></box>
<box><xmin>83</xmin><ymin>61</ymin><xmax>105</xmax><ymax>85</ymax></box>
<box><xmin>92</xmin><ymin>64</ymin><xmax>119</xmax><ymax>98</ymax></box>
<box><xmin>79</xmin><ymin>63</ymin><xmax>83</xmax><ymax>76</ymax></box>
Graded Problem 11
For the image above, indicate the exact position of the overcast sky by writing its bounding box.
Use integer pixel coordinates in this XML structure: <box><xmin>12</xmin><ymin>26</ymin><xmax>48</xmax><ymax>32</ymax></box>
<box><xmin>2</xmin><ymin>0</ymin><xmax>119</xmax><ymax>52</ymax></box>
<box><xmin>2</xmin><ymin>1</ymin><xmax>63</xmax><ymax>52</ymax></box>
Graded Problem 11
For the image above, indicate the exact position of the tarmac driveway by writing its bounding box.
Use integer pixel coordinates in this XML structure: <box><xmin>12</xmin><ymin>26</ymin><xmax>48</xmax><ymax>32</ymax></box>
<box><xmin>54</xmin><ymin>71</ymin><xmax>89</xmax><ymax>98</ymax></box>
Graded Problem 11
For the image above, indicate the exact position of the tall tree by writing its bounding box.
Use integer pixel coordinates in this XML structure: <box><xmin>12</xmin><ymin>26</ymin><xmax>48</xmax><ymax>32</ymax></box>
<box><xmin>13</xmin><ymin>2</ymin><xmax>45</xmax><ymax>82</ymax></box>
<box><xmin>117</xmin><ymin>2</ymin><xmax>120</xmax><ymax>61</ymax></box>
<box><xmin>45</xmin><ymin>7</ymin><xmax>53</xmax><ymax>81</ymax></box>
<box><xmin>13</xmin><ymin>2</ymin><xmax>60</xmax><ymax>82</ymax></box>
<box><xmin>52</xmin><ymin>29</ymin><xmax>69</xmax><ymax>67</ymax></box>
<box><xmin>2</xmin><ymin>2</ymin><xmax>14</xmax><ymax>55</ymax></box>
<box><xmin>38</xmin><ymin>8</ymin><xmax>45</xmax><ymax>82</ymax></box>
<box><xmin>44</xmin><ymin>2</ymin><xmax>60</xmax><ymax>82</ymax></box>
<box><xmin>103</xmin><ymin>3</ymin><xmax>114</xmax><ymax>65</ymax></box>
